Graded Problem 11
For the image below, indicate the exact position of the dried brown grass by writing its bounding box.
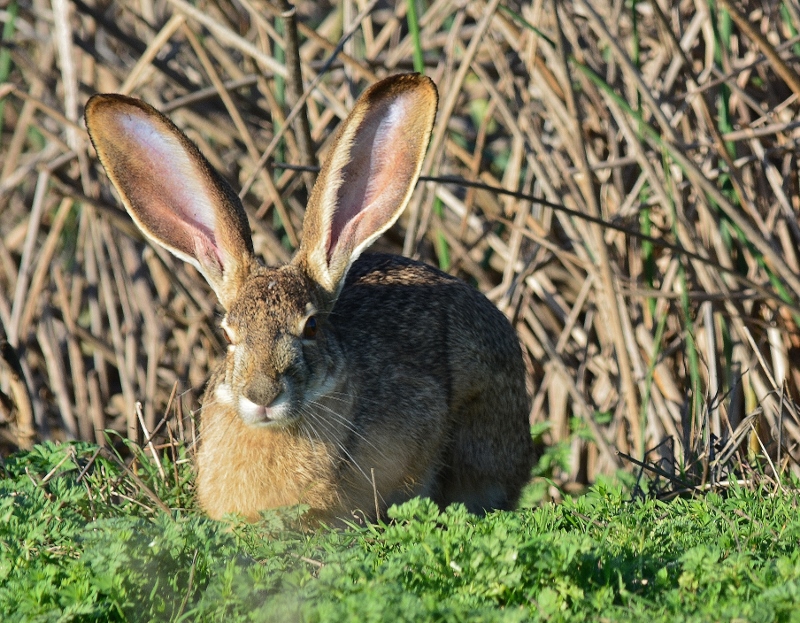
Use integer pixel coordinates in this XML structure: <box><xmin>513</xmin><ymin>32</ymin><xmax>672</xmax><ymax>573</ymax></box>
<box><xmin>2</xmin><ymin>0</ymin><xmax>800</xmax><ymax>495</ymax></box>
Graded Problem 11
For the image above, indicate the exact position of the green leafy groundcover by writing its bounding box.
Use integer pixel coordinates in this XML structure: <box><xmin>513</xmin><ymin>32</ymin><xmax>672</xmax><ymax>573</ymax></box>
<box><xmin>2</xmin><ymin>442</ymin><xmax>800</xmax><ymax>622</ymax></box>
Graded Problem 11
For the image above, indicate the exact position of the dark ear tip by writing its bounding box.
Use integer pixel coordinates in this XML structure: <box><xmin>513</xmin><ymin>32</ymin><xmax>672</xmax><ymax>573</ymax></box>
<box><xmin>85</xmin><ymin>94</ymin><xmax>159</xmax><ymax>127</ymax></box>
<box><xmin>87</xmin><ymin>92</ymin><xmax>144</xmax><ymax>106</ymax></box>
<box><xmin>85</xmin><ymin>94</ymin><xmax>117</xmax><ymax>130</ymax></box>
<box><xmin>85</xmin><ymin>93</ymin><xmax>108</xmax><ymax>123</ymax></box>
<box><xmin>365</xmin><ymin>73</ymin><xmax>438</xmax><ymax>104</ymax></box>
<box><xmin>85</xmin><ymin>93</ymin><xmax>124</xmax><ymax>114</ymax></box>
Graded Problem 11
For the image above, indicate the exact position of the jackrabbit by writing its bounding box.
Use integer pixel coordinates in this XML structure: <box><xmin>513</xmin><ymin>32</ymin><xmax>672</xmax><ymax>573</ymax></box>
<box><xmin>85</xmin><ymin>74</ymin><xmax>534</xmax><ymax>523</ymax></box>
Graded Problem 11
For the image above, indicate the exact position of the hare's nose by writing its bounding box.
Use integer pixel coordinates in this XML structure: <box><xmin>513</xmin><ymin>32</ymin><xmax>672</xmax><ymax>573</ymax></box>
<box><xmin>243</xmin><ymin>376</ymin><xmax>284</xmax><ymax>408</ymax></box>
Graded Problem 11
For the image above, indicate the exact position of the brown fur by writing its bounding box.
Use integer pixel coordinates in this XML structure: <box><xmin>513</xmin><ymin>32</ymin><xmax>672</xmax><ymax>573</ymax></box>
<box><xmin>85</xmin><ymin>74</ymin><xmax>535</xmax><ymax>524</ymax></box>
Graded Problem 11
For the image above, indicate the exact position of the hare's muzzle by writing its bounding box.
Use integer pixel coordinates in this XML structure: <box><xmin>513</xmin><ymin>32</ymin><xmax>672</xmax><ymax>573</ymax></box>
<box><xmin>215</xmin><ymin>378</ymin><xmax>295</xmax><ymax>427</ymax></box>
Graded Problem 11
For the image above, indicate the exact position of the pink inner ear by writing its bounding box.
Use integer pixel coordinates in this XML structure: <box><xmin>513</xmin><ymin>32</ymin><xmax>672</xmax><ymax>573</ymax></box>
<box><xmin>116</xmin><ymin>112</ymin><xmax>226</xmax><ymax>274</ymax></box>
<box><xmin>327</xmin><ymin>98</ymin><xmax>413</xmax><ymax>260</ymax></box>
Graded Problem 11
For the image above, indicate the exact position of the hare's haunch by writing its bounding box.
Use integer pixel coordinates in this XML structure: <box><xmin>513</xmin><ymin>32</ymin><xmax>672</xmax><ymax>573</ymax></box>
<box><xmin>86</xmin><ymin>74</ymin><xmax>534</xmax><ymax>523</ymax></box>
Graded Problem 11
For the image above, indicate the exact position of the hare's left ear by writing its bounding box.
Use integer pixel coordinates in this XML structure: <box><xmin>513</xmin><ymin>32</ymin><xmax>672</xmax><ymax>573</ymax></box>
<box><xmin>295</xmin><ymin>74</ymin><xmax>438</xmax><ymax>297</ymax></box>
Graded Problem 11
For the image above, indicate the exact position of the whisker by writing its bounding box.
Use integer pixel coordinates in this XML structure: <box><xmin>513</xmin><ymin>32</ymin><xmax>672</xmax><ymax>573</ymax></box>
<box><xmin>302</xmin><ymin>408</ymin><xmax>382</xmax><ymax>496</ymax></box>
<box><xmin>306</xmin><ymin>399</ymin><xmax>389</xmax><ymax>460</ymax></box>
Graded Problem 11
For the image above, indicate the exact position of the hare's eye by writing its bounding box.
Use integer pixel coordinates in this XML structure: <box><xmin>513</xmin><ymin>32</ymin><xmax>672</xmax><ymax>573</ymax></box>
<box><xmin>302</xmin><ymin>316</ymin><xmax>318</xmax><ymax>340</ymax></box>
<box><xmin>221</xmin><ymin>326</ymin><xmax>235</xmax><ymax>346</ymax></box>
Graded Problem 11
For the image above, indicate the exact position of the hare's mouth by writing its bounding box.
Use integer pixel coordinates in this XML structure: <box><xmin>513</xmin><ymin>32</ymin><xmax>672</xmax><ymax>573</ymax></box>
<box><xmin>213</xmin><ymin>383</ymin><xmax>297</xmax><ymax>427</ymax></box>
<box><xmin>237</xmin><ymin>394</ymin><xmax>296</xmax><ymax>427</ymax></box>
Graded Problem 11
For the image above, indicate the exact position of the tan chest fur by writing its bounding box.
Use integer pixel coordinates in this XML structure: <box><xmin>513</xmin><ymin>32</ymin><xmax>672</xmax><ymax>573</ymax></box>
<box><xmin>195</xmin><ymin>403</ymin><xmax>341</xmax><ymax>521</ymax></box>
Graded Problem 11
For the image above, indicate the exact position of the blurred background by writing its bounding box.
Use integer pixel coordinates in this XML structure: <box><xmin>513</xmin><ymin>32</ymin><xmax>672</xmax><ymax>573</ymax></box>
<box><xmin>1</xmin><ymin>0</ymin><xmax>799</xmax><ymax>498</ymax></box>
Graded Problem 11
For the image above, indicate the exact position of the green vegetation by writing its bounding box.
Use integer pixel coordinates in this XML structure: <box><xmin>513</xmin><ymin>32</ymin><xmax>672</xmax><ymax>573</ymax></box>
<box><xmin>2</xmin><ymin>441</ymin><xmax>800</xmax><ymax>622</ymax></box>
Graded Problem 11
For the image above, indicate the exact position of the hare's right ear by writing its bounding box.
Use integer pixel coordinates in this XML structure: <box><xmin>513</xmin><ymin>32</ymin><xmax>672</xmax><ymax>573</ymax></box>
<box><xmin>85</xmin><ymin>94</ymin><xmax>254</xmax><ymax>310</ymax></box>
<box><xmin>296</xmin><ymin>74</ymin><xmax>438</xmax><ymax>298</ymax></box>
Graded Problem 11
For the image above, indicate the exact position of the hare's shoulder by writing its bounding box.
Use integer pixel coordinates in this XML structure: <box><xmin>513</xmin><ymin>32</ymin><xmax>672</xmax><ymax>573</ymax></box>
<box><xmin>332</xmin><ymin>252</ymin><xmax>467</xmax><ymax>345</ymax></box>
<box><xmin>343</xmin><ymin>252</ymin><xmax>462</xmax><ymax>288</ymax></box>
<box><xmin>334</xmin><ymin>252</ymin><xmax>509</xmax><ymax>340</ymax></box>
<box><xmin>337</xmin><ymin>253</ymin><xmax>504</xmax><ymax>322</ymax></box>
<box><xmin>336</xmin><ymin>253</ymin><xmax>523</xmax><ymax>364</ymax></box>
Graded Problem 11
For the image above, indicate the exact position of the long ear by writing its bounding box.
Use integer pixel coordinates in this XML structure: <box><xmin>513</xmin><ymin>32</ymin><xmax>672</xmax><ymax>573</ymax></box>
<box><xmin>85</xmin><ymin>94</ymin><xmax>254</xmax><ymax>310</ymax></box>
<box><xmin>296</xmin><ymin>73</ymin><xmax>438</xmax><ymax>297</ymax></box>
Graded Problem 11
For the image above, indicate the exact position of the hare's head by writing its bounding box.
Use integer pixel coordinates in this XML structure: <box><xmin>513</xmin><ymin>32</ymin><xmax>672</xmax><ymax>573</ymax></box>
<box><xmin>85</xmin><ymin>75</ymin><xmax>438</xmax><ymax>428</ymax></box>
